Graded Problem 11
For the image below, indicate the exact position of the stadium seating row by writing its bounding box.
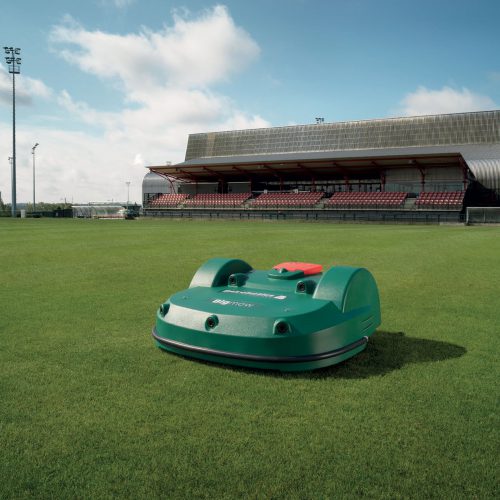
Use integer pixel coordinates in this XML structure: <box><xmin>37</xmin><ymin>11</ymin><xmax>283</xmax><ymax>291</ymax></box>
<box><xmin>148</xmin><ymin>191</ymin><xmax>325</xmax><ymax>208</ymax></box>
<box><xmin>325</xmin><ymin>192</ymin><xmax>408</xmax><ymax>208</ymax></box>
<box><xmin>148</xmin><ymin>193</ymin><xmax>189</xmax><ymax>207</ymax></box>
<box><xmin>184</xmin><ymin>193</ymin><xmax>251</xmax><ymax>207</ymax></box>
<box><xmin>250</xmin><ymin>192</ymin><xmax>324</xmax><ymax>208</ymax></box>
<box><xmin>147</xmin><ymin>190</ymin><xmax>466</xmax><ymax>210</ymax></box>
<box><xmin>415</xmin><ymin>191</ymin><xmax>465</xmax><ymax>209</ymax></box>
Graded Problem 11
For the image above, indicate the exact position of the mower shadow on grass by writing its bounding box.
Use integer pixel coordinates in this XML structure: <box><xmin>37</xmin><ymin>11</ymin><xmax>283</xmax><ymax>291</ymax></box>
<box><xmin>301</xmin><ymin>330</ymin><xmax>467</xmax><ymax>380</ymax></box>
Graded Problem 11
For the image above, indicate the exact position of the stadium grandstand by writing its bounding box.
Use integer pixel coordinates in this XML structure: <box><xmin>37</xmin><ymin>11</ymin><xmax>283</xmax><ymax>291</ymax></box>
<box><xmin>143</xmin><ymin>110</ymin><xmax>500</xmax><ymax>223</ymax></box>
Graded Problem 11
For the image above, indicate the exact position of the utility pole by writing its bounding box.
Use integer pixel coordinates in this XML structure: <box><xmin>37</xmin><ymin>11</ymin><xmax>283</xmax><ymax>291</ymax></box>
<box><xmin>126</xmin><ymin>181</ymin><xmax>130</xmax><ymax>209</ymax></box>
<box><xmin>4</xmin><ymin>47</ymin><xmax>21</xmax><ymax>217</ymax></box>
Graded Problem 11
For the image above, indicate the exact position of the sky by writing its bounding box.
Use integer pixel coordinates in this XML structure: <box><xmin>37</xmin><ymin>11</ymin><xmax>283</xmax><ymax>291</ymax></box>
<box><xmin>1</xmin><ymin>0</ymin><xmax>499</xmax><ymax>204</ymax></box>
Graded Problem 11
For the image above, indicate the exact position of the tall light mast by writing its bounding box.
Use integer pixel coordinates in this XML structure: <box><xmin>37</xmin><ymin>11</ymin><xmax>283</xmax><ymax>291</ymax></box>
<box><xmin>4</xmin><ymin>47</ymin><xmax>21</xmax><ymax>217</ymax></box>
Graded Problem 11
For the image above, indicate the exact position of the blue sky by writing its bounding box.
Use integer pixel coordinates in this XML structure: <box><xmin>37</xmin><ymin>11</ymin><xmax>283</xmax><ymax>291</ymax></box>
<box><xmin>1</xmin><ymin>0</ymin><xmax>499</xmax><ymax>203</ymax></box>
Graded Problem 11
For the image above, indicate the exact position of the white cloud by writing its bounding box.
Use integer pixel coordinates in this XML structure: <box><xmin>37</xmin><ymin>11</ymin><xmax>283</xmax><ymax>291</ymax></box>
<box><xmin>133</xmin><ymin>153</ymin><xmax>144</xmax><ymax>167</ymax></box>
<box><xmin>0</xmin><ymin>121</ymin><xmax>184</xmax><ymax>206</ymax></box>
<box><xmin>57</xmin><ymin>90</ymin><xmax>119</xmax><ymax>130</ymax></box>
<box><xmin>0</xmin><ymin>66</ymin><xmax>52</xmax><ymax>106</ymax></box>
<box><xmin>0</xmin><ymin>6</ymin><xmax>268</xmax><ymax>204</ymax></box>
<box><xmin>50</xmin><ymin>5</ymin><xmax>260</xmax><ymax>90</ymax></box>
<box><xmin>47</xmin><ymin>5</ymin><xmax>267</xmax><ymax>147</ymax></box>
<box><xmin>398</xmin><ymin>86</ymin><xmax>497</xmax><ymax>116</ymax></box>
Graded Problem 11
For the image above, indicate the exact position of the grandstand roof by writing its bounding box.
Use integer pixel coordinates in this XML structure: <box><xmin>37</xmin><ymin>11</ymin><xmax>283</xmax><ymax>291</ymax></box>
<box><xmin>149</xmin><ymin>110</ymin><xmax>500</xmax><ymax>191</ymax></box>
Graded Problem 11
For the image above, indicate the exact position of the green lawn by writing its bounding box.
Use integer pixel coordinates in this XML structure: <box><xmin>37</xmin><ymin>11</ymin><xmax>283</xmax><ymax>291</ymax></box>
<box><xmin>0</xmin><ymin>218</ymin><xmax>498</xmax><ymax>499</ymax></box>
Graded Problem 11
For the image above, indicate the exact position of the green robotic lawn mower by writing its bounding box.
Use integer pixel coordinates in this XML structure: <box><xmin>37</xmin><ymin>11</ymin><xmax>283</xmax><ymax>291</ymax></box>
<box><xmin>153</xmin><ymin>258</ymin><xmax>381</xmax><ymax>371</ymax></box>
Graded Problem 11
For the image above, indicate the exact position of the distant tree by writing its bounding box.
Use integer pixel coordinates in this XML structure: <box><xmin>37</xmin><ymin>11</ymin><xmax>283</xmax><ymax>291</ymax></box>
<box><xmin>0</xmin><ymin>193</ymin><xmax>9</xmax><ymax>216</ymax></box>
<box><xmin>33</xmin><ymin>202</ymin><xmax>72</xmax><ymax>211</ymax></box>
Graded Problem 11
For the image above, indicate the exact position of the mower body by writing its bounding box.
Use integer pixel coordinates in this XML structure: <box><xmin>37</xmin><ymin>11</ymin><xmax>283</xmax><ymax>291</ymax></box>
<box><xmin>153</xmin><ymin>258</ymin><xmax>381</xmax><ymax>371</ymax></box>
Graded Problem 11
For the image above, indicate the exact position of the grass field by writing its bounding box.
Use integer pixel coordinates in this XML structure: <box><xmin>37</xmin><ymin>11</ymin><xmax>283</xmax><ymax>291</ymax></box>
<box><xmin>0</xmin><ymin>218</ymin><xmax>498</xmax><ymax>499</ymax></box>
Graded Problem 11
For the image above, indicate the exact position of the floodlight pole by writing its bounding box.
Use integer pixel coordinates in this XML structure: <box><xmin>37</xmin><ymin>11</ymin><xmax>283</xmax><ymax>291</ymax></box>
<box><xmin>4</xmin><ymin>47</ymin><xmax>21</xmax><ymax>217</ymax></box>
<box><xmin>32</xmin><ymin>143</ymin><xmax>39</xmax><ymax>212</ymax></box>
<box><xmin>126</xmin><ymin>181</ymin><xmax>130</xmax><ymax>209</ymax></box>
<box><xmin>8</xmin><ymin>157</ymin><xmax>13</xmax><ymax>208</ymax></box>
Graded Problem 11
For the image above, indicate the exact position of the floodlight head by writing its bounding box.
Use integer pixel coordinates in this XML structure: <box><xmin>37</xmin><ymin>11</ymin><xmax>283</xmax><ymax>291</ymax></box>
<box><xmin>4</xmin><ymin>45</ymin><xmax>20</xmax><ymax>72</ymax></box>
